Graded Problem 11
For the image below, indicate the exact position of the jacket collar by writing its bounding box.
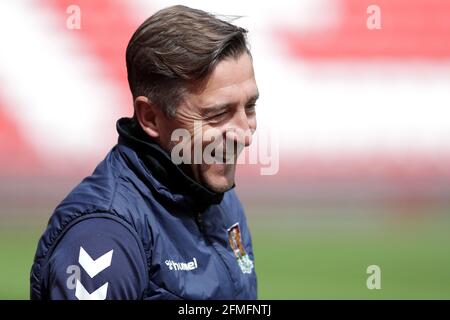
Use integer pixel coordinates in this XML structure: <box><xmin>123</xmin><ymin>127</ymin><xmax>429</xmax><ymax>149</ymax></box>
<box><xmin>116</xmin><ymin>117</ymin><xmax>226</xmax><ymax>211</ymax></box>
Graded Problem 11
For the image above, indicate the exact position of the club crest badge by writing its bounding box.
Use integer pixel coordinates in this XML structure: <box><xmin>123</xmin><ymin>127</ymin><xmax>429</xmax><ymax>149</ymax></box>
<box><xmin>227</xmin><ymin>222</ymin><xmax>254</xmax><ymax>274</ymax></box>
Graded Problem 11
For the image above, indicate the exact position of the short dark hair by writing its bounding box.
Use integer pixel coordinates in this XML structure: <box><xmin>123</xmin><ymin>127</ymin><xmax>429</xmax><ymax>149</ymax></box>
<box><xmin>126</xmin><ymin>5</ymin><xmax>250</xmax><ymax>117</ymax></box>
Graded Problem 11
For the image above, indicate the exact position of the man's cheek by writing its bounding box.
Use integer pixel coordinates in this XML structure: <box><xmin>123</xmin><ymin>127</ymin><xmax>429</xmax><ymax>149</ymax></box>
<box><xmin>201</xmin><ymin>126</ymin><xmax>225</xmax><ymax>164</ymax></box>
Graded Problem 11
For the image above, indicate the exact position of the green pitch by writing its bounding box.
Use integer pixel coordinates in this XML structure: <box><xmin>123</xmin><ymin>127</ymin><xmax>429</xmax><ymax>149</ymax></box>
<box><xmin>1</xmin><ymin>205</ymin><xmax>450</xmax><ymax>299</ymax></box>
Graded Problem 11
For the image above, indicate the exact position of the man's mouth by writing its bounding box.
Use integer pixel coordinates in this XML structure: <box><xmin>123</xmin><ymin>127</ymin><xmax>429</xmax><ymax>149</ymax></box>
<box><xmin>208</xmin><ymin>149</ymin><xmax>237</xmax><ymax>164</ymax></box>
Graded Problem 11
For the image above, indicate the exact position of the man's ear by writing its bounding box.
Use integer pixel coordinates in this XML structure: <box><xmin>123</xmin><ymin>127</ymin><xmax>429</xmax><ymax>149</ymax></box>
<box><xmin>134</xmin><ymin>96</ymin><xmax>160</xmax><ymax>139</ymax></box>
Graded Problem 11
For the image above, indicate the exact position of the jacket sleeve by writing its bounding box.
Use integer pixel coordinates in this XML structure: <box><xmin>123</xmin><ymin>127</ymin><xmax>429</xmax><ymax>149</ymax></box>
<box><xmin>42</xmin><ymin>216</ymin><xmax>148</xmax><ymax>300</ymax></box>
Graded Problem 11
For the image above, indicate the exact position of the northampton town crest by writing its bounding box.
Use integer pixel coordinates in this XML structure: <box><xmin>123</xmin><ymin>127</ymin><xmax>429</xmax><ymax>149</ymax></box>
<box><xmin>227</xmin><ymin>222</ymin><xmax>254</xmax><ymax>274</ymax></box>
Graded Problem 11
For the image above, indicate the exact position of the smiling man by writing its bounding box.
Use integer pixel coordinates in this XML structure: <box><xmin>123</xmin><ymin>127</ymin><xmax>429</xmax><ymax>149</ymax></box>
<box><xmin>30</xmin><ymin>5</ymin><xmax>258</xmax><ymax>300</ymax></box>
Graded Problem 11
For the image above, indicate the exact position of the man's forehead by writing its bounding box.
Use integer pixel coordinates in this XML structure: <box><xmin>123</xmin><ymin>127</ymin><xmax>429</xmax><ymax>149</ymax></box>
<box><xmin>190</xmin><ymin>54</ymin><xmax>258</xmax><ymax>107</ymax></box>
<box><xmin>196</xmin><ymin>79</ymin><xmax>258</xmax><ymax>107</ymax></box>
<box><xmin>204</xmin><ymin>53</ymin><xmax>255</xmax><ymax>90</ymax></box>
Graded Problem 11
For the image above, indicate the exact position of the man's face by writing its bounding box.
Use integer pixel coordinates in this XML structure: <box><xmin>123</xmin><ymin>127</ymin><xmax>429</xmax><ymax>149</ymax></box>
<box><xmin>158</xmin><ymin>53</ymin><xmax>258</xmax><ymax>193</ymax></box>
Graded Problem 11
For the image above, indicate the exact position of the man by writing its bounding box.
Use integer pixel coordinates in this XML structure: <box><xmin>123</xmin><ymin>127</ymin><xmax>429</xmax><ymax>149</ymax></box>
<box><xmin>30</xmin><ymin>5</ymin><xmax>259</xmax><ymax>300</ymax></box>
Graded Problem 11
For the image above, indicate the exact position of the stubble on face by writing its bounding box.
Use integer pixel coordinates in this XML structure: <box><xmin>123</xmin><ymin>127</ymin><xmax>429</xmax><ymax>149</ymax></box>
<box><xmin>162</xmin><ymin>53</ymin><xmax>258</xmax><ymax>193</ymax></box>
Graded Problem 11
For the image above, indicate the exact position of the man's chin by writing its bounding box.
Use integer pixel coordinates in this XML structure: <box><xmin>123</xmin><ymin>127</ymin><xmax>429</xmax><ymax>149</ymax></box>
<box><xmin>209</xmin><ymin>183</ymin><xmax>234</xmax><ymax>193</ymax></box>
<box><xmin>201</xmin><ymin>173</ymin><xmax>235</xmax><ymax>193</ymax></box>
<box><xmin>202</xmin><ymin>177</ymin><xmax>234</xmax><ymax>193</ymax></box>
<box><xmin>195</xmin><ymin>163</ymin><xmax>237</xmax><ymax>193</ymax></box>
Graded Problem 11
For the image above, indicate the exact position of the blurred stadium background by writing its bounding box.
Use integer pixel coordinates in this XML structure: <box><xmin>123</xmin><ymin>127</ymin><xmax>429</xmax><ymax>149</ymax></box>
<box><xmin>1</xmin><ymin>0</ymin><xmax>450</xmax><ymax>299</ymax></box>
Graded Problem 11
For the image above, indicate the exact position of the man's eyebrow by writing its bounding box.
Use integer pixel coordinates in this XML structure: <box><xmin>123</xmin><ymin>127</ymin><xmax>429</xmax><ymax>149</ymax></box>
<box><xmin>246</xmin><ymin>93</ymin><xmax>259</xmax><ymax>104</ymax></box>
<box><xmin>200</xmin><ymin>102</ymin><xmax>234</xmax><ymax>117</ymax></box>
<box><xmin>201</xmin><ymin>93</ymin><xmax>260</xmax><ymax>117</ymax></box>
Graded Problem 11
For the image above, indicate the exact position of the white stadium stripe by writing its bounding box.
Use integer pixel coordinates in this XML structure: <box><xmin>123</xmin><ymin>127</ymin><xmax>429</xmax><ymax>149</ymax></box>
<box><xmin>0</xmin><ymin>0</ymin><xmax>122</xmax><ymax>168</ymax></box>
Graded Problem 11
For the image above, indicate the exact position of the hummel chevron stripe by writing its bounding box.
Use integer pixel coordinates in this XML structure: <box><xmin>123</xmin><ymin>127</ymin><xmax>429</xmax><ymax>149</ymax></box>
<box><xmin>78</xmin><ymin>246</ymin><xmax>113</xmax><ymax>278</ymax></box>
<box><xmin>75</xmin><ymin>279</ymin><xmax>109</xmax><ymax>300</ymax></box>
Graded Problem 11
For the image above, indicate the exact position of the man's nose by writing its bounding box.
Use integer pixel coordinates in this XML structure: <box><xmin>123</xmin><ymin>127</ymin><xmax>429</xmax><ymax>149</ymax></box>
<box><xmin>226</xmin><ymin>111</ymin><xmax>254</xmax><ymax>147</ymax></box>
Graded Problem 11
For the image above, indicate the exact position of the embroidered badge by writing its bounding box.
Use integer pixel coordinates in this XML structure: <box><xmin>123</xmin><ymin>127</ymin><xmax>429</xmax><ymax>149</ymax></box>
<box><xmin>227</xmin><ymin>222</ymin><xmax>254</xmax><ymax>274</ymax></box>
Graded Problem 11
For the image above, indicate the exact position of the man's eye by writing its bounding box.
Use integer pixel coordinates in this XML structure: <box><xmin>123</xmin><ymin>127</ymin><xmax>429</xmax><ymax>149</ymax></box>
<box><xmin>245</xmin><ymin>104</ymin><xmax>256</xmax><ymax>113</ymax></box>
<box><xmin>210</xmin><ymin>111</ymin><xmax>228</xmax><ymax>121</ymax></box>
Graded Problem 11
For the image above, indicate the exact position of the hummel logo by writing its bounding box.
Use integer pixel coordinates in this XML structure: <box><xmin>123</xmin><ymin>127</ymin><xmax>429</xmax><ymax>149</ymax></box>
<box><xmin>74</xmin><ymin>246</ymin><xmax>114</xmax><ymax>300</ymax></box>
<box><xmin>165</xmin><ymin>257</ymin><xmax>198</xmax><ymax>271</ymax></box>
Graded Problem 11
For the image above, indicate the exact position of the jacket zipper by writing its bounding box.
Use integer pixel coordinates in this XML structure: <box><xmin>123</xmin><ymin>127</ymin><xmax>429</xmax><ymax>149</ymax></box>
<box><xmin>195</xmin><ymin>211</ymin><xmax>236</xmax><ymax>296</ymax></box>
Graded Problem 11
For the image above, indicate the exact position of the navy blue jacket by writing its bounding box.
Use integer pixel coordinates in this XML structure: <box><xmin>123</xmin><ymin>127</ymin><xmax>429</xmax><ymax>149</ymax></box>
<box><xmin>30</xmin><ymin>118</ymin><xmax>257</xmax><ymax>300</ymax></box>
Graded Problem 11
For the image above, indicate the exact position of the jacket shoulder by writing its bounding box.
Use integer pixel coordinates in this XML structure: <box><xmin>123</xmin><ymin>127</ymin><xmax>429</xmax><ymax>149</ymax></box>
<box><xmin>30</xmin><ymin>147</ymin><xmax>153</xmax><ymax>299</ymax></box>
